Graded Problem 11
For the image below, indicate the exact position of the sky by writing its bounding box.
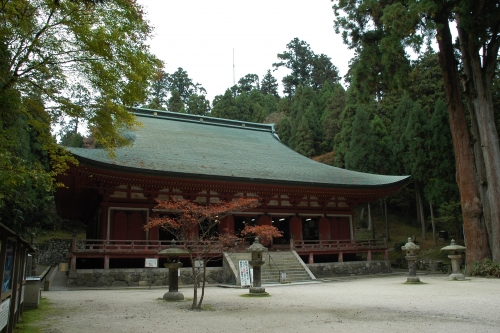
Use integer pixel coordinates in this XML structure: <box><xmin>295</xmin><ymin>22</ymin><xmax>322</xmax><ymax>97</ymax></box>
<box><xmin>138</xmin><ymin>0</ymin><xmax>354</xmax><ymax>102</ymax></box>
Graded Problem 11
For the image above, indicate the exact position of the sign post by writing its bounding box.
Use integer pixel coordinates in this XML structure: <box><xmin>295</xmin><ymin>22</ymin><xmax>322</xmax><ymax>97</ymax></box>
<box><xmin>239</xmin><ymin>260</ymin><xmax>251</xmax><ymax>288</ymax></box>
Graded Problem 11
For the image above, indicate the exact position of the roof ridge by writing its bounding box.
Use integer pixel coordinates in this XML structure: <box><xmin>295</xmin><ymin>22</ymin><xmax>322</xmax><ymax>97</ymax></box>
<box><xmin>131</xmin><ymin>107</ymin><xmax>275</xmax><ymax>133</ymax></box>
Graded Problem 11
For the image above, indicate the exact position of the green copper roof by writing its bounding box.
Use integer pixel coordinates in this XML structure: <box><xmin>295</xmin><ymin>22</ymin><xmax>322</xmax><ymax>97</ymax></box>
<box><xmin>67</xmin><ymin>108</ymin><xmax>409</xmax><ymax>188</ymax></box>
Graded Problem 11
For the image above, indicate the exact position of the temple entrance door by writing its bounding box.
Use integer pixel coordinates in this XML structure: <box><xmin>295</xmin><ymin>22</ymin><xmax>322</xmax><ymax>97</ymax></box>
<box><xmin>111</xmin><ymin>210</ymin><xmax>147</xmax><ymax>240</ymax></box>
<box><xmin>330</xmin><ymin>217</ymin><xmax>351</xmax><ymax>240</ymax></box>
<box><xmin>272</xmin><ymin>217</ymin><xmax>290</xmax><ymax>244</ymax></box>
<box><xmin>302</xmin><ymin>218</ymin><xmax>319</xmax><ymax>240</ymax></box>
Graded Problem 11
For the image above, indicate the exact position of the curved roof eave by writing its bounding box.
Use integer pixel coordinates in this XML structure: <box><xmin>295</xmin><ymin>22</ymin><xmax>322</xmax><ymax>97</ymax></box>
<box><xmin>64</xmin><ymin>108</ymin><xmax>410</xmax><ymax>191</ymax></box>
<box><xmin>72</xmin><ymin>154</ymin><xmax>411</xmax><ymax>191</ymax></box>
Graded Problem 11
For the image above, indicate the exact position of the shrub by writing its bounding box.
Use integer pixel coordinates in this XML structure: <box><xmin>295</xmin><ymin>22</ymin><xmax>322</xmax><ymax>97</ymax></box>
<box><xmin>470</xmin><ymin>259</ymin><xmax>500</xmax><ymax>278</ymax></box>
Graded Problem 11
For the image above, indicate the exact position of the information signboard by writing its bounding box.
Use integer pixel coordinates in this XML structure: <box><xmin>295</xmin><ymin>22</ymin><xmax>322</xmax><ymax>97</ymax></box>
<box><xmin>239</xmin><ymin>260</ymin><xmax>251</xmax><ymax>287</ymax></box>
<box><xmin>0</xmin><ymin>298</ymin><xmax>11</xmax><ymax>330</ymax></box>
<box><xmin>144</xmin><ymin>258</ymin><xmax>158</xmax><ymax>268</ymax></box>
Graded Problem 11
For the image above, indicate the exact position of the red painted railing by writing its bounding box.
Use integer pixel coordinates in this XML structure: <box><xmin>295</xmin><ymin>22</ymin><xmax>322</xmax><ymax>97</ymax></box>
<box><xmin>73</xmin><ymin>238</ymin><xmax>387</xmax><ymax>254</ymax></box>
<box><xmin>74</xmin><ymin>239</ymin><xmax>222</xmax><ymax>253</ymax></box>
<box><xmin>292</xmin><ymin>239</ymin><xmax>387</xmax><ymax>252</ymax></box>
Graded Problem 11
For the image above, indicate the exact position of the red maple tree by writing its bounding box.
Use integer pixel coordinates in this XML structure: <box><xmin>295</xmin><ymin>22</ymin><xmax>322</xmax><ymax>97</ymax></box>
<box><xmin>146</xmin><ymin>197</ymin><xmax>262</xmax><ymax>309</ymax></box>
<box><xmin>240</xmin><ymin>224</ymin><xmax>283</xmax><ymax>242</ymax></box>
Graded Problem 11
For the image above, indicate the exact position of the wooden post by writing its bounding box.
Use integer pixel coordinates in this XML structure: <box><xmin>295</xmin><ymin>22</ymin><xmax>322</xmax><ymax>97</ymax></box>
<box><xmin>384</xmin><ymin>199</ymin><xmax>390</xmax><ymax>242</ymax></box>
<box><xmin>104</xmin><ymin>255</ymin><xmax>110</xmax><ymax>269</ymax></box>
<box><xmin>8</xmin><ymin>240</ymin><xmax>21</xmax><ymax>333</ymax></box>
<box><xmin>338</xmin><ymin>252</ymin><xmax>344</xmax><ymax>263</ymax></box>
<box><xmin>430</xmin><ymin>201</ymin><xmax>437</xmax><ymax>246</ymax></box>
<box><xmin>367</xmin><ymin>250</ymin><xmax>372</xmax><ymax>261</ymax></box>
<box><xmin>70</xmin><ymin>256</ymin><xmax>76</xmax><ymax>270</ymax></box>
<box><xmin>308</xmin><ymin>253</ymin><xmax>314</xmax><ymax>264</ymax></box>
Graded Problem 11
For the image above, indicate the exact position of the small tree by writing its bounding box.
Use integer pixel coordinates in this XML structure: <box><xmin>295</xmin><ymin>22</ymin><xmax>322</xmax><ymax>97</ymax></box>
<box><xmin>240</xmin><ymin>225</ymin><xmax>283</xmax><ymax>243</ymax></box>
<box><xmin>146</xmin><ymin>197</ymin><xmax>260</xmax><ymax>310</ymax></box>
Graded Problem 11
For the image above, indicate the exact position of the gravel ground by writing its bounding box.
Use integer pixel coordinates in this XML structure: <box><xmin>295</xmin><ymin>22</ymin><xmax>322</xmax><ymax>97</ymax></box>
<box><xmin>38</xmin><ymin>274</ymin><xmax>500</xmax><ymax>333</ymax></box>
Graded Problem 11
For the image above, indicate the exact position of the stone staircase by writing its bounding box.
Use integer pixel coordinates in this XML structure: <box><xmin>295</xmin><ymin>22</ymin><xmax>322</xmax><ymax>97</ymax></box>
<box><xmin>225</xmin><ymin>251</ymin><xmax>315</xmax><ymax>285</ymax></box>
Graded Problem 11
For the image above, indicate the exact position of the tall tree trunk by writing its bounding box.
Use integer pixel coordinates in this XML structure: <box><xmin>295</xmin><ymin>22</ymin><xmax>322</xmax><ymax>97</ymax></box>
<box><xmin>367</xmin><ymin>203</ymin><xmax>373</xmax><ymax>231</ymax></box>
<box><xmin>415</xmin><ymin>183</ymin><xmax>426</xmax><ymax>240</ymax></box>
<box><xmin>435</xmin><ymin>12</ymin><xmax>491</xmax><ymax>270</ymax></box>
<box><xmin>198</xmin><ymin>260</ymin><xmax>207</xmax><ymax>309</ymax></box>
<box><xmin>430</xmin><ymin>201</ymin><xmax>437</xmax><ymax>246</ymax></box>
<box><xmin>359</xmin><ymin>206</ymin><xmax>365</xmax><ymax>228</ymax></box>
<box><xmin>457</xmin><ymin>15</ymin><xmax>500</xmax><ymax>262</ymax></box>
<box><xmin>191</xmin><ymin>260</ymin><xmax>198</xmax><ymax>310</ymax></box>
<box><xmin>384</xmin><ymin>199</ymin><xmax>390</xmax><ymax>242</ymax></box>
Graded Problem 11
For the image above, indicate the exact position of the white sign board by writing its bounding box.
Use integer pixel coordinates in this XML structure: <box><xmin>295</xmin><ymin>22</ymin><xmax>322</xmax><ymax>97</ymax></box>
<box><xmin>239</xmin><ymin>260</ymin><xmax>251</xmax><ymax>287</ymax></box>
<box><xmin>144</xmin><ymin>258</ymin><xmax>158</xmax><ymax>268</ymax></box>
<box><xmin>0</xmin><ymin>298</ymin><xmax>11</xmax><ymax>330</ymax></box>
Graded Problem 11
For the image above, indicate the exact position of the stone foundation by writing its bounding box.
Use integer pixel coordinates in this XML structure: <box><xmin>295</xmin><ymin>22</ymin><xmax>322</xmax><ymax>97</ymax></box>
<box><xmin>68</xmin><ymin>267</ymin><xmax>227</xmax><ymax>287</ymax></box>
<box><xmin>307</xmin><ymin>260</ymin><xmax>392</xmax><ymax>278</ymax></box>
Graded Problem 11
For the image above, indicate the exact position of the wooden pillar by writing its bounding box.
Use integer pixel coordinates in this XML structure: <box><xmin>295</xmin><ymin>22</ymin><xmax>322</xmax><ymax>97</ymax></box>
<box><xmin>8</xmin><ymin>240</ymin><xmax>21</xmax><ymax>333</ymax></box>
<box><xmin>104</xmin><ymin>255</ymin><xmax>110</xmax><ymax>269</ymax></box>
<box><xmin>102</xmin><ymin>206</ymin><xmax>109</xmax><ymax>241</ymax></box>
<box><xmin>257</xmin><ymin>215</ymin><xmax>272</xmax><ymax>246</ymax></box>
<box><xmin>149</xmin><ymin>212</ymin><xmax>159</xmax><ymax>241</ymax></box>
<box><xmin>330</xmin><ymin>217</ymin><xmax>339</xmax><ymax>240</ymax></box>
<box><xmin>318</xmin><ymin>217</ymin><xmax>330</xmax><ymax>240</ymax></box>
<box><xmin>0</xmin><ymin>233</ymin><xmax>7</xmax><ymax>302</ymax></box>
<box><xmin>367</xmin><ymin>250</ymin><xmax>372</xmax><ymax>261</ymax></box>
<box><xmin>70</xmin><ymin>256</ymin><xmax>76</xmax><ymax>270</ymax></box>
<box><xmin>308</xmin><ymin>252</ymin><xmax>314</xmax><ymax>264</ymax></box>
<box><xmin>384</xmin><ymin>250</ymin><xmax>389</xmax><ymax>260</ymax></box>
<box><xmin>338</xmin><ymin>252</ymin><xmax>344</xmax><ymax>263</ymax></box>
<box><xmin>289</xmin><ymin>216</ymin><xmax>302</xmax><ymax>241</ymax></box>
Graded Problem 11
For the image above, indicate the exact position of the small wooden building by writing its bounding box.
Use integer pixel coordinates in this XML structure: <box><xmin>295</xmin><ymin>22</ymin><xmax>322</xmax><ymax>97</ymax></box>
<box><xmin>56</xmin><ymin>108</ymin><xmax>409</xmax><ymax>271</ymax></box>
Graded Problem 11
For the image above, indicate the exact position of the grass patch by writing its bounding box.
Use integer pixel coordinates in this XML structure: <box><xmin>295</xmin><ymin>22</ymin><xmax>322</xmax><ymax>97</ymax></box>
<box><xmin>403</xmin><ymin>281</ymin><xmax>427</xmax><ymax>285</ymax></box>
<box><xmin>14</xmin><ymin>298</ymin><xmax>54</xmax><ymax>333</ymax></box>
<box><xmin>240</xmin><ymin>292</ymin><xmax>270</xmax><ymax>297</ymax></box>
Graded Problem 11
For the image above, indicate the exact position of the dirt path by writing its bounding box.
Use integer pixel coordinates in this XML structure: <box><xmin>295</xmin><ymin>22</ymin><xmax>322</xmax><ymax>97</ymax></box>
<box><xmin>38</xmin><ymin>275</ymin><xmax>500</xmax><ymax>333</ymax></box>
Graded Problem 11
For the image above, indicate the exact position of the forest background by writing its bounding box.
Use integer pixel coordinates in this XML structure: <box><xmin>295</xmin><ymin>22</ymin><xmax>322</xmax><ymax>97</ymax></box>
<box><xmin>1</xmin><ymin>1</ymin><xmax>499</xmax><ymax>268</ymax></box>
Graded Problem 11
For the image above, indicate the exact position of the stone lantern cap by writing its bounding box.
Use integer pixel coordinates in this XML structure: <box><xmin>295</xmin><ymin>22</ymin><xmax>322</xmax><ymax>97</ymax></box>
<box><xmin>158</xmin><ymin>240</ymin><xmax>189</xmax><ymax>256</ymax></box>
<box><xmin>441</xmin><ymin>239</ymin><xmax>466</xmax><ymax>254</ymax></box>
<box><xmin>401</xmin><ymin>237</ymin><xmax>420</xmax><ymax>255</ymax></box>
<box><xmin>246</xmin><ymin>237</ymin><xmax>268</xmax><ymax>253</ymax></box>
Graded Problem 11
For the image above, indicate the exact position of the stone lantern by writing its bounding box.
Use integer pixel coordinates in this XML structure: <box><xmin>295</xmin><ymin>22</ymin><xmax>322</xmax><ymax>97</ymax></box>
<box><xmin>246</xmin><ymin>237</ymin><xmax>268</xmax><ymax>293</ymax></box>
<box><xmin>158</xmin><ymin>240</ymin><xmax>188</xmax><ymax>301</ymax></box>
<box><xmin>441</xmin><ymin>239</ymin><xmax>466</xmax><ymax>280</ymax></box>
<box><xmin>401</xmin><ymin>237</ymin><xmax>420</xmax><ymax>283</ymax></box>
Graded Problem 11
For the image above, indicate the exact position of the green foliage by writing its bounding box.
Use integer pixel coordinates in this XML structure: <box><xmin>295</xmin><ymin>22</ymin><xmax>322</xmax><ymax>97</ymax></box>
<box><xmin>276</xmin><ymin>116</ymin><xmax>292</xmax><ymax>145</ymax></box>
<box><xmin>345</xmin><ymin>106</ymin><xmax>377</xmax><ymax>172</ymax></box>
<box><xmin>260</xmin><ymin>70</ymin><xmax>279</xmax><ymax>97</ymax></box>
<box><xmin>393</xmin><ymin>240</ymin><xmax>407</xmax><ymax>256</ymax></box>
<box><xmin>435</xmin><ymin>201</ymin><xmax>463</xmax><ymax>240</ymax></box>
<box><xmin>211</xmin><ymin>86</ymin><xmax>278</xmax><ymax>123</ymax></box>
<box><xmin>291</xmin><ymin>117</ymin><xmax>315</xmax><ymax>157</ymax></box>
<box><xmin>470</xmin><ymin>259</ymin><xmax>500</xmax><ymax>278</ymax></box>
<box><xmin>402</xmin><ymin>102</ymin><xmax>430</xmax><ymax>181</ymax></box>
<box><xmin>168</xmin><ymin>90</ymin><xmax>185</xmax><ymax>113</ymax></box>
<box><xmin>425</xmin><ymin>99</ymin><xmax>458</xmax><ymax>205</ymax></box>
<box><xmin>237</xmin><ymin>74</ymin><xmax>260</xmax><ymax>94</ymax></box>
<box><xmin>145</xmin><ymin>68</ymin><xmax>208</xmax><ymax>114</ymax></box>
<box><xmin>273</xmin><ymin>38</ymin><xmax>339</xmax><ymax>95</ymax></box>
<box><xmin>1</xmin><ymin>0</ymin><xmax>159</xmax><ymax>150</ymax></box>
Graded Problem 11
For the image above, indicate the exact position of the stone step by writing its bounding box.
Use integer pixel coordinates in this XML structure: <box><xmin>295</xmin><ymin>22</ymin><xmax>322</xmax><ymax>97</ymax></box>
<box><xmin>225</xmin><ymin>251</ymin><xmax>314</xmax><ymax>285</ymax></box>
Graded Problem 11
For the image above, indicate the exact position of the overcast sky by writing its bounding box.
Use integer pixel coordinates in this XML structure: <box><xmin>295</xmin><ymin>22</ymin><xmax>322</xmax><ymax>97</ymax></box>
<box><xmin>138</xmin><ymin>0</ymin><xmax>354</xmax><ymax>102</ymax></box>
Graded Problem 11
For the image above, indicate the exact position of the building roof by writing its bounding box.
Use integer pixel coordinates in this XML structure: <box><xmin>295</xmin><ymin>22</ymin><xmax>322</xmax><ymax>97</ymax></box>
<box><xmin>67</xmin><ymin>108</ymin><xmax>409</xmax><ymax>189</ymax></box>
